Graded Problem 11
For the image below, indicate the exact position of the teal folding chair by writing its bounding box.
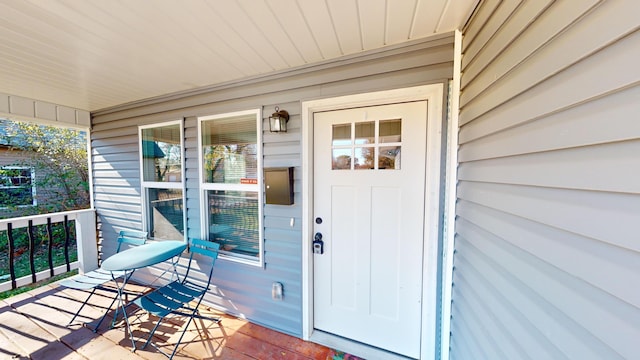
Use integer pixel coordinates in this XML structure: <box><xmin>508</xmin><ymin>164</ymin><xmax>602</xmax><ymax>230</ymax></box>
<box><xmin>60</xmin><ymin>229</ymin><xmax>147</xmax><ymax>330</ymax></box>
<box><xmin>133</xmin><ymin>239</ymin><xmax>220</xmax><ymax>359</ymax></box>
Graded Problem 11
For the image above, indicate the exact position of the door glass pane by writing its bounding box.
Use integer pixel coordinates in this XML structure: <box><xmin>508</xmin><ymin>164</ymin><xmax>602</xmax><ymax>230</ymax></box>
<box><xmin>379</xmin><ymin>146</ymin><xmax>401</xmax><ymax>170</ymax></box>
<box><xmin>355</xmin><ymin>121</ymin><xmax>375</xmax><ymax>144</ymax></box>
<box><xmin>208</xmin><ymin>190</ymin><xmax>259</xmax><ymax>257</ymax></box>
<box><xmin>331</xmin><ymin>119</ymin><xmax>402</xmax><ymax>171</ymax></box>
<box><xmin>146</xmin><ymin>188</ymin><xmax>184</xmax><ymax>239</ymax></box>
<box><xmin>332</xmin><ymin>123</ymin><xmax>351</xmax><ymax>146</ymax></box>
<box><xmin>332</xmin><ymin>149</ymin><xmax>352</xmax><ymax>170</ymax></box>
<box><xmin>141</xmin><ymin>124</ymin><xmax>182</xmax><ymax>182</ymax></box>
<box><xmin>355</xmin><ymin>147</ymin><xmax>375</xmax><ymax>169</ymax></box>
<box><xmin>379</xmin><ymin>119</ymin><xmax>401</xmax><ymax>143</ymax></box>
<box><xmin>202</xmin><ymin>114</ymin><xmax>257</xmax><ymax>184</ymax></box>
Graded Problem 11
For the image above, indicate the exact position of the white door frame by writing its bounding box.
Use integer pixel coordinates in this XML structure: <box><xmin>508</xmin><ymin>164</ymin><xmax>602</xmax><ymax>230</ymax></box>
<box><xmin>301</xmin><ymin>84</ymin><xmax>444</xmax><ymax>359</ymax></box>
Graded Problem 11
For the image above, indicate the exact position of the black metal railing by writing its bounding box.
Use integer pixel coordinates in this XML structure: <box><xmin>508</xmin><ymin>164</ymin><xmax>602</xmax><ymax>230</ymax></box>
<box><xmin>0</xmin><ymin>209</ymin><xmax>95</xmax><ymax>292</ymax></box>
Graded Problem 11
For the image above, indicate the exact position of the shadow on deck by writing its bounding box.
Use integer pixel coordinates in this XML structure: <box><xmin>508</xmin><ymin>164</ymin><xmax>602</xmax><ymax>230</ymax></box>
<box><xmin>0</xmin><ymin>282</ymin><xmax>350</xmax><ymax>360</ymax></box>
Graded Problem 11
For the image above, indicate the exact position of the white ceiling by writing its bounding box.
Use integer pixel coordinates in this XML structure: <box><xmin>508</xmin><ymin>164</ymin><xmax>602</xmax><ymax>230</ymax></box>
<box><xmin>0</xmin><ymin>0</ymin><xmax>478</xmax><ymax>112</ymax></box>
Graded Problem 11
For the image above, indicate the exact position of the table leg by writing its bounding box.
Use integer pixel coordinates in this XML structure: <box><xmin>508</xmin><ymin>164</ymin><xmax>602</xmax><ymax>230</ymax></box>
<box><xmin>169</xmin><ymin>255</ymin><xmax>181</xmax><ymax>282</ymax></box>
<box><xmin>111</xmin><ymin>271</ymin><xmax>137</xmax><ymax>351</ymax></box>
<box><xmin>141</xmin><ymin>255</ymin><xmax>183</xmax><ymax>289</ymax></box>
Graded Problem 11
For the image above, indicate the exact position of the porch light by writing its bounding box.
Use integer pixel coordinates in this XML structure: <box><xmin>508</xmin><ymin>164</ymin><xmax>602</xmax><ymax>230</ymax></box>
<box><xmin>269</xmin><ymin>106</ymin><xmax>289</xmax><ymax>133</ymax></box>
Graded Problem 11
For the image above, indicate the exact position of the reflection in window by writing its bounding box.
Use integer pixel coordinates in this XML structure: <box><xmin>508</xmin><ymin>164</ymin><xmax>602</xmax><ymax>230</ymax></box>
<box><xmin>202</xmin><ymin>115</ymin><xmax>257</xmax><ymax>184</ymax></box>
<box><xmin>141</xmin><ymin>125</ymin><xmax>182</xmax><ymax>183</ymax></box>
<box><xmin>355</xmin><ymin>147</ymin><xmax>374</xmax><ymax>169</ymax></box>
<box><xmin>332</xmin><ymin>124</ymin><xmax>351</xmax><ymax>146</ymax></box>
<box><xmin>0</xmin><ymin>167</ymin><xmax>35</xmax><ymax>207</ymax></box>
<box><xmin>147</xmin><ymin>188</ymin><xmax>184</xmax><ymax>240</ymax></box>
<box><xmin>331</xmin><ymin>119</ymin><xmax>402</xmax><ymax>170</ymax></box>
<box><xmin>332</xmin><ymin>148</ymin><xmax>351</xmax><ymax>170</ymax></box>
<box><xmin>200</xmin><ymin>110</ymin><xmax>263</xmax><ymax>263</ymax></box>
<box><xmin>207</xmin><ymin>191</ymin><xmax>259</xmax><ymax>256</ymax></box>
<box><xmin>379</xmin><ymin>146</ymin><xmax>401</xmax><ymax>169</ymax></box>
<box><xmin>355</xmin><ymin>121</ymin><xmax>375</xmax><ymax>145</ymax></box>
<box><xmin>379</xmin><ymin>119</ymin><xmax>401</xmax><ymax>143</ymax></box>
<box><xmin>139</xmin><ymin>121</ymin><xmax>185</xmax><ymax>240</ymax></box>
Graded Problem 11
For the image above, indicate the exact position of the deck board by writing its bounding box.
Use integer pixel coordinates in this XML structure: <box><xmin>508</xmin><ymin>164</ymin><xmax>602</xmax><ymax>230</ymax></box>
<box><xmin>0</xmin><ymin>282</ymin><xmax>344</xmax><ymax>360</ymax></box>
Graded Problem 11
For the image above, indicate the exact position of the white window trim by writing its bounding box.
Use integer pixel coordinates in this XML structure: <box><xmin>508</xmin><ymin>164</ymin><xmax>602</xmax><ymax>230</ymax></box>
<box><xmin>138</xmin><ymin>119</ymin><xmax>186</xmax><ymax>241</ymax></box>
<box><xmin>440</xmin><ymin>30</ymin><xmax>463</xmax><ymax>360</ymax></box>
<box><xmin>197</xmin><ymin>109</ymin><xmax>264</xmax><ymax>267</ymax></box>
<box><xmin>0</xmin><ymin>166</ymin><xmax>36</xmax><ymax>208</ymax></box>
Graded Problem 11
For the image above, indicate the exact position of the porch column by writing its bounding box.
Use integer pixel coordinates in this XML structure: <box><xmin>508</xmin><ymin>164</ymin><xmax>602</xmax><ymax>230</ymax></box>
<box><xmin>75</xmin><ymin>210</ymin><xmax>98</xmax><ymax>274</ymax></box>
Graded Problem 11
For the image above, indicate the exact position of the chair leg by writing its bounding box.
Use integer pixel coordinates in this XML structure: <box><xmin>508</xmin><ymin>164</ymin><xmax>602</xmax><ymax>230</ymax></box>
<box><xmin>142</xmin><ymin>317</ymin><xmax>165</xmax><ymax>350</ymax></box>
<box><xmin>170</xmin><ymin>311</ymin><xmax>197</xmax><ymax>359</ymax></box>
<box><xmin>67</xmin><ymin>288</ymin><xmax>96</xmax><ymax>326</ymax></box>
<box><xmin>92</xmin><ymin>292</ymin><xmax>119</xmax><ymax>332</ymax></box>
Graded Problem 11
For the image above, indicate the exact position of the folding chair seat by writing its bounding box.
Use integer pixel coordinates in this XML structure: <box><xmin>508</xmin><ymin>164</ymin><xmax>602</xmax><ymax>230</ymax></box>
<box><xmin>133</xmin><ymin>239</ymin><xmax>220</xmax><ymax>359</ymax></box>
<box><xmin>60</xmin><ymin>229</ymin><xmax>147</xmax><ymax>330</ymax></box>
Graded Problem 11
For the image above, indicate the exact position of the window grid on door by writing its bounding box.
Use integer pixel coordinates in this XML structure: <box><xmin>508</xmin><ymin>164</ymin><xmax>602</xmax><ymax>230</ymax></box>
<box><xmin>331</xmin><ymin>118</ymin><xmax>402</xmax><ymax>170</ymax></box>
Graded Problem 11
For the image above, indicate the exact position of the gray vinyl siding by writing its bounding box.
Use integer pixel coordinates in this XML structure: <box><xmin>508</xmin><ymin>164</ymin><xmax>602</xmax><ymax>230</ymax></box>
<box><xmin>451</xmin><ymin>1</ymin><xmax>640</xmax><ymax>359</ymax></box>
<box><xmin>91</xmin><ymin>34</ymin><xmax>454</xmax><ymax>337</ymax></box>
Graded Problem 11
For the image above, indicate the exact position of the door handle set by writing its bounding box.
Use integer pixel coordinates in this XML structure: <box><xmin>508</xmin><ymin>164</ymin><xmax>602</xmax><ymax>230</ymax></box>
<box><xmin>313</xmin><ymin>232</ymin><xmax>324</xmax><ymax>254</ymax></box>
<box><xmin>313</xmin><ymin>217</ymin><xmax>324</xmax><ymax>254</ymax></box>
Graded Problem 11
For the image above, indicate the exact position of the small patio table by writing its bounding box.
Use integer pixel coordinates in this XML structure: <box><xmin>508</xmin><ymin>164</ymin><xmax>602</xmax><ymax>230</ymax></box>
<box><xmin>101</xmin><ymin>240</ymin><xmax>187</xmax><ymax>350</ymax></box>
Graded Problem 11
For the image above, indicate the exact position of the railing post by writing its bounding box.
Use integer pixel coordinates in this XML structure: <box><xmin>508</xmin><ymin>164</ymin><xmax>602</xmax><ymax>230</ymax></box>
<box><xmin>7</xmin><ymin>223</ymin><xmax>16</xmax><ymax>289</ymax></box>
<box><xmin>28</xmin><ymin>220</ymin><xmax>36</xmax><ymax>283</ymax></box>
<box><xmin>75</xmin><ymin>210</ymin><xmax>98</xmax><ymax>274</ymax></box>
<box><xmin>64</xmin><ymin>215</ymin><xmax>71</xmax><ymax>272</ymax></box>
<box><xmin>47</xmin><ymin>218</ymin><xmax>54</xmax><ymax>277</ymax></box>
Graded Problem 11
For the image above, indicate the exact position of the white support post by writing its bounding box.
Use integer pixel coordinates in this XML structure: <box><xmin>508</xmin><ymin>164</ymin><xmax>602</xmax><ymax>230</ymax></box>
<box><xmin>75</xmin><ymin>210</ymin><xmax>98</xmax><ymax>274</ymax></box>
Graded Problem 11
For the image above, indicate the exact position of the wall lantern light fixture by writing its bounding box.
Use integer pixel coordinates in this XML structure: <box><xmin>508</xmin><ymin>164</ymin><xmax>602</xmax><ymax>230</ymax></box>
<box><xmin>269</xmin><ymin>106</ymin><xmax>289</xmax><ymax>133</ymax></box>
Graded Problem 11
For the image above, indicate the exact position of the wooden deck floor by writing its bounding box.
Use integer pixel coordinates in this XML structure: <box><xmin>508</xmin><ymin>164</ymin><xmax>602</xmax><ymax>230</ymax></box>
<box><xmin>0</xmin><ymin>281</ymin><xmax>346</xmax><ymax>360</ymax></box>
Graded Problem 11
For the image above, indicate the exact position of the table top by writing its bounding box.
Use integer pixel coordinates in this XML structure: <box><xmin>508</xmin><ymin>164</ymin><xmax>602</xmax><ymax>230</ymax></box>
<box><xmin>101</xmin><ymin>240</ymin><xmax>187</xmax><ymax>271</ymax></box>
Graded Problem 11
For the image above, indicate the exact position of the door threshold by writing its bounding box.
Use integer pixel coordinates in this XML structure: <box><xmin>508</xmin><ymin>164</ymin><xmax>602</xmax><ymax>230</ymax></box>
<box><xmin>310</xmin><ymin>330</ymin><xmax>414</xmax><ymax>360</ymax></box>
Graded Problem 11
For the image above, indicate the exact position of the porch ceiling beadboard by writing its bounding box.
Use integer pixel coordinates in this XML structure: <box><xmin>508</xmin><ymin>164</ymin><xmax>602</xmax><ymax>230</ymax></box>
<box><xmin>452</xmin><ymin>0</ymin><xmax>640</xmax><ymax>359</ymax></box>
<box><xmin>0</xmin><ymin>0</ymin><xmax>477</xmax><ymax>112</ymax></box>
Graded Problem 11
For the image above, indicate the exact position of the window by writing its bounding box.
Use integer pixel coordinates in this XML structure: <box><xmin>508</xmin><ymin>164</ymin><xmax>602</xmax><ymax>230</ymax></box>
<box><xmin>0</xmin><ymin>167</ymin><xmax>35</xmax><ymax>207</ymax></box>
<box><xmin>139</xmin><ymin>120</ymin><xmax>185</xmax><ymax>240</ymax></box>
<box><xmin>199</xmin><ymin>110</ymin><xmax>263</xmax><ymax>264</ymax></box>
<box><xmin>332</xmin><ymin>119</ymin><xmax>402</xmax><ymax>170</ymax></box>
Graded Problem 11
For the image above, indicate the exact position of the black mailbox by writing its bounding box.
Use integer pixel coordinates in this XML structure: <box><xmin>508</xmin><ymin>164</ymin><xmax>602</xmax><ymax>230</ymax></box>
<box><xmin>264</xmin><ymin>167</ymin><xmax>294</xmax><ymax>205</ymax></box>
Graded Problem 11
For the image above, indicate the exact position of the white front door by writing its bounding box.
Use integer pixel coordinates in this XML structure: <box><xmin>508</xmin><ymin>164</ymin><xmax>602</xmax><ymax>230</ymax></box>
<box><xmin>313</xmin><ymin>101</ymin><xmax>429</xmax><ymax>358</ymax></box>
